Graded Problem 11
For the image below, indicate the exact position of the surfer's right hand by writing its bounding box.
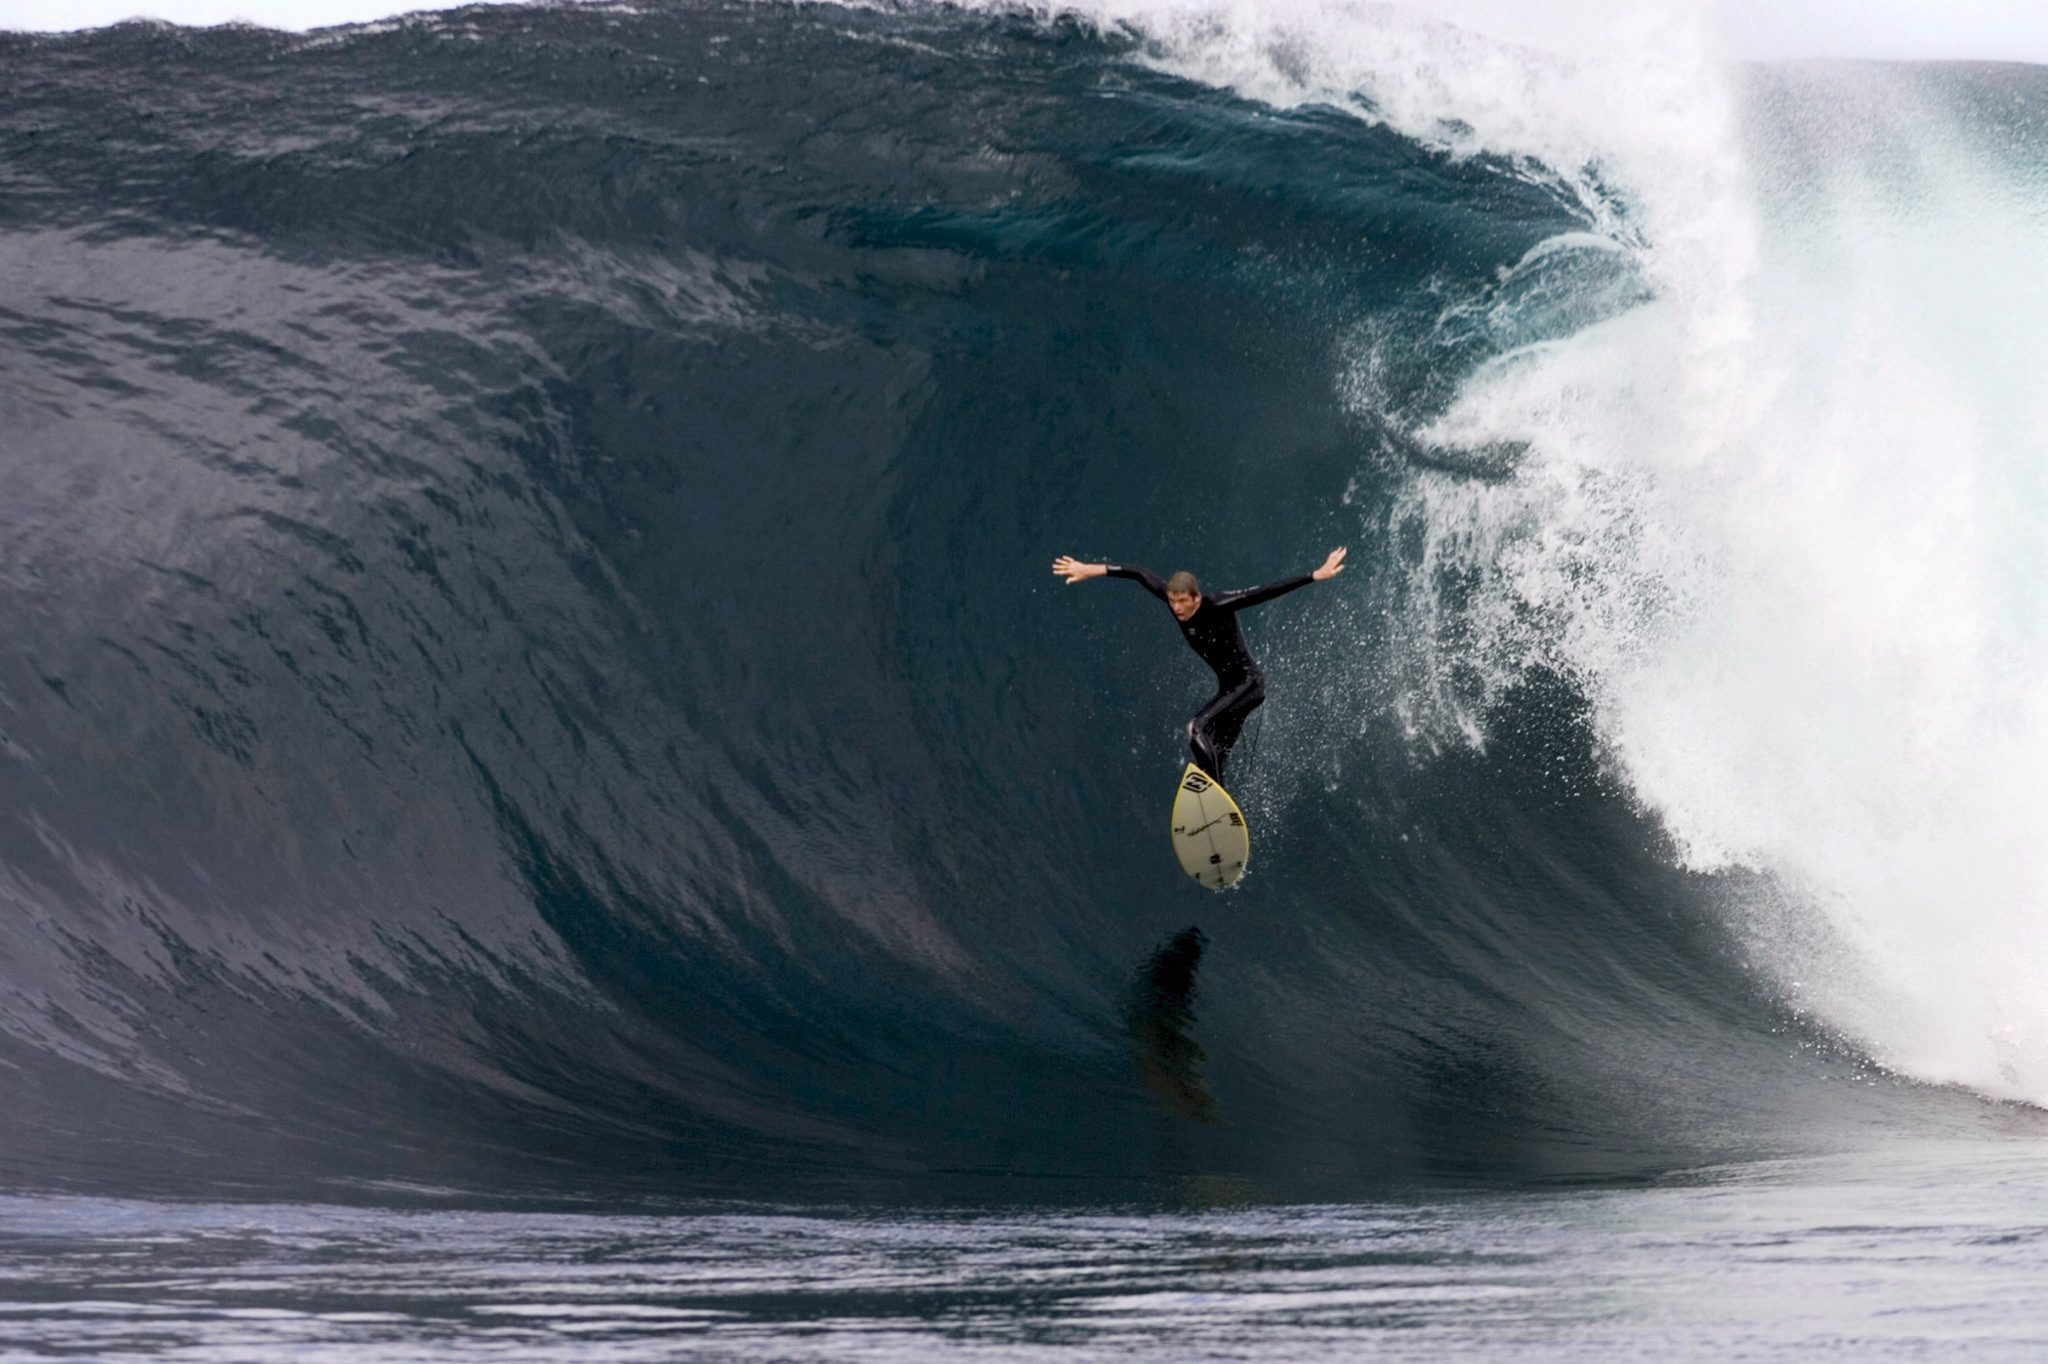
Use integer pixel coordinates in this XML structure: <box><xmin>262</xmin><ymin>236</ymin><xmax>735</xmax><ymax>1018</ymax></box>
<box><xmin>1052</xmin><ymin>556</ymin><xmax>1103</xmax><ymax>584</ymax></box>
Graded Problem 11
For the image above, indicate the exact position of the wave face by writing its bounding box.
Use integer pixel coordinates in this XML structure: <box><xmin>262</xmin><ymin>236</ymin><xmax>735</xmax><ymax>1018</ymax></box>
<box><xmin>1</xmin><ymin>0</ymin><xmax>2042</xmax><ymax>1201</ymax></box>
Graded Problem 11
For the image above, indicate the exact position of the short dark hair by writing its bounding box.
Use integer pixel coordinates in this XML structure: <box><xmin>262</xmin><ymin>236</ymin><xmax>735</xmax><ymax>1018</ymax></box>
<box><xmin>1166</xmin><ymin>571</ymin><xmax>1200</xmax><ymax>596</ymax></box>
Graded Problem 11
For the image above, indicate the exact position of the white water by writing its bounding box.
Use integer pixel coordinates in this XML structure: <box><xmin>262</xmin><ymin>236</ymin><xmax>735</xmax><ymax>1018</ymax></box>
<box><xmin>1582</xmin><ymin>66</ymin><xmax>2048</xmax><ymax>1100</ymax></box>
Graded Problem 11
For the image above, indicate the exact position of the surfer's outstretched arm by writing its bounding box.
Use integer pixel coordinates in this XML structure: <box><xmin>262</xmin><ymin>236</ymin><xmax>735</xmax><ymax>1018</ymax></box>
<box><xmin>1051</xmin><ymin>556</ymin><xmax>1168</xmax><ymax>600</ymax></box>
<box><xmin>1207</xmin><ymin>548</ymin><xmax>1348</xmax><ymax>611</ymax></box>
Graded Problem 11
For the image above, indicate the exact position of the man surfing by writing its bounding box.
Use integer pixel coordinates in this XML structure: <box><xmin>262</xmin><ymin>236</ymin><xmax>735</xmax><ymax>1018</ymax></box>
<box><xmin>1051</xmin><ymin>548</ymin><xmax>1347</xmax><ymax>782</ymax></box>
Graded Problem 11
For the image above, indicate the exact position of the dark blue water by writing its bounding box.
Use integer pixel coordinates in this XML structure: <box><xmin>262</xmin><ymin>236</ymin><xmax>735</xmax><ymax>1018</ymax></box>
<box><xmin>3</xmin><ymin>1</ymin><xmax>2046</xmax><ymax>1353</ymax></box>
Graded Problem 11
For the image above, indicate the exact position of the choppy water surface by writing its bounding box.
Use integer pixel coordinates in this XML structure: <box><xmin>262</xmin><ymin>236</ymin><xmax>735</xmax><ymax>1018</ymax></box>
<box><xmin>6</xmin><ymin>1144</ymin><xmax>2048</xmax><ymax>1361</ymax></box>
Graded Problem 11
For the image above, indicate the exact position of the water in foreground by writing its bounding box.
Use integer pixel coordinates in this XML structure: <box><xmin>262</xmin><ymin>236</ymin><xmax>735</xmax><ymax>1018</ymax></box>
<box><xmin>5</xmin><ymin>1142</ymin><xmax>2048</xmax><ymax>1362</ymax></box>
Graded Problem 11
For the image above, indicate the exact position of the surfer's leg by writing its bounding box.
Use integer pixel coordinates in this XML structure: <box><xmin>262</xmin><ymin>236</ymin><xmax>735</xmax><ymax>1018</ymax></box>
<box><xmin>1187</xmin><ymin>674</ymin><xmax>1265</xmax><ymax>781</ymax></box>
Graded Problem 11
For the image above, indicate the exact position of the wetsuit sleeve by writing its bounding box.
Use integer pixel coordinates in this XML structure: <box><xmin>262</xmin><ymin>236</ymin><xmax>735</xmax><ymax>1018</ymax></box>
<box><xmin>1208</xmin><ymin>573</ymin><xmax>1315</xmax><ymax>612</ymax></box>
<box><xmin>1104</xmin><ymin>563</ymin><xmax>1169</xmax><ymax>601</ymax></box>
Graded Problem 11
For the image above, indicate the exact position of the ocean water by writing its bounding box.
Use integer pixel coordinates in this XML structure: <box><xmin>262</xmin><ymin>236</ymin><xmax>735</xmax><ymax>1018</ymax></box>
<box><xmin>3</xmin><ymin>0</ymin><xmax>2046</xmax><ymax>1355</ymax></box>
<box><xmin>8</xmin><ymin>1145</ymin><xmax>2048</xmax><ymax>1360</ymax></box>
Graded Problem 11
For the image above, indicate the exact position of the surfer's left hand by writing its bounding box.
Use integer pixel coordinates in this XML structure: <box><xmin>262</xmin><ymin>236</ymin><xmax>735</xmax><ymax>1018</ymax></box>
<box><xmin>1312</xmin><ymin>547</ymin><xmax>1347</xmax><ymax>581</ymax></box>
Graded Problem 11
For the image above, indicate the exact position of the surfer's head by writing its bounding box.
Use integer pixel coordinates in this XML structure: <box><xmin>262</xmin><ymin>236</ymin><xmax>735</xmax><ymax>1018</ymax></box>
<box><xmin>1166</xmin><ymin>571</ymin><xmax>1201</xmax><ymax>620</ymax></box>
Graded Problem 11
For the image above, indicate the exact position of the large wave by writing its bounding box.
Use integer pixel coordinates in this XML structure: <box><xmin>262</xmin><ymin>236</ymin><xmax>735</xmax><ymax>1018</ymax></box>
<box><xmin>0</xmin><ymin>0</ymin><xmax>2037</xmax><ymax>1202</ymax></box>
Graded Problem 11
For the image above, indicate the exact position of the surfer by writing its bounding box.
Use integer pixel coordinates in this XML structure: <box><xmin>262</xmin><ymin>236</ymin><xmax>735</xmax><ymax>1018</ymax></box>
<box><xmin>1051</xmin><ymin>548</ymin><xmax>1347</xmax><ymax>782</ymax></box>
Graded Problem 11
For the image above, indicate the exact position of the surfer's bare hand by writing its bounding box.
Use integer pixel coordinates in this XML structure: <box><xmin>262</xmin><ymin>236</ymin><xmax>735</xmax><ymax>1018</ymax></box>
<box><xmin>1312</xmin><ymin>547</ymin><xmax>1348</xmax><ymax>581</ymax></box>
<box><xmin>1052</xmin><ymin>556</ymin><xmax>1104</xmax><ymax>584</ymax></box>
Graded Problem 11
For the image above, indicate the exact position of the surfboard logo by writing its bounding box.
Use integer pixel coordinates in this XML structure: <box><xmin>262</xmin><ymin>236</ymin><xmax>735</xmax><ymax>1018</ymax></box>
<box><xmin>1181</xmin><ymin>770</ymin><xmax>1213</xmax><ymax>794</ymax></box>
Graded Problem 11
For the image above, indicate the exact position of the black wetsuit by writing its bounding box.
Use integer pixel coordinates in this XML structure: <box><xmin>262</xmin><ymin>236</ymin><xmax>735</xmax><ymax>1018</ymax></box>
<box><xmin>1106</xmin><ymin>564</ymin><xmax>1315</xmax><ymax>782</ymax></box>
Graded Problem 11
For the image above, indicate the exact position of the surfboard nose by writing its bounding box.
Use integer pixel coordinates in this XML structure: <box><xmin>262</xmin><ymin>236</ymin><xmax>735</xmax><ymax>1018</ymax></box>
<box><xmin>1170</xmin><ymin>763</ymin><xmax>1250</xmax><ymax>889</ymax></box>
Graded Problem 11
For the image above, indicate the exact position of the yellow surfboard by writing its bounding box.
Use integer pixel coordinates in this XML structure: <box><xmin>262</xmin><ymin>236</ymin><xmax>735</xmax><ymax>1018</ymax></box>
<box><xmin>1170</xmin><ymin>763</ymin><xmax>1250</xmax><ymax>889</ymax></box>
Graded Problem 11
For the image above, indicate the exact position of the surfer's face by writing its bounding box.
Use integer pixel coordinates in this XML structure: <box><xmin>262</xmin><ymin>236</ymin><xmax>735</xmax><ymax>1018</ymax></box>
<box><xmin>1168</xmin><ymin>590</ymin><xmax>1201</xmax><ymax>621</ymax></box>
